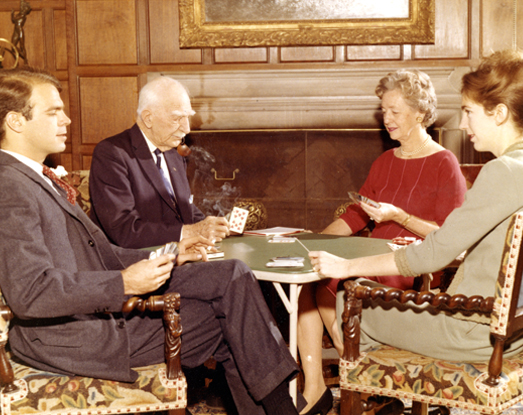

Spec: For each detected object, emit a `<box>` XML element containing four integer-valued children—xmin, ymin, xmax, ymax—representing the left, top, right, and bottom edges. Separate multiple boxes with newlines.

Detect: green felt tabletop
<box><xmin>216</xmin><ymin>233</ymin><xmax>392</xmax><ymax>274</ymax></box>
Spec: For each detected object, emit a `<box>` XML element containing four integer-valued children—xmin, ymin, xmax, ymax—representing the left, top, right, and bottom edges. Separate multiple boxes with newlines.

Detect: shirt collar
<box><xmin>502</xmin><ymin>140</ymin><xmax>523</xmax><ymax>156</ymax></box>
<box><xmin>138</xmin><ymin>127</ymin><xmax>160</xmax><ymax>157</ymax></box>
<box><xmin>0</xmin><ymin>149</ymin><xmax>46</xmax><ymax>178</ymax></box>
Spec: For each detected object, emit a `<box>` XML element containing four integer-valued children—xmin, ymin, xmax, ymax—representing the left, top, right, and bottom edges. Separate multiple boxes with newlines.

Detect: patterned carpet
<box><xmin>186</xmin><ymin>386</ymin><xmax>341</xmax><ymax>414</ymax></box>
<box><xmin>186</xmin><ymin>386</ymin><xmax>523</xmax><ymax>415</ymax></box>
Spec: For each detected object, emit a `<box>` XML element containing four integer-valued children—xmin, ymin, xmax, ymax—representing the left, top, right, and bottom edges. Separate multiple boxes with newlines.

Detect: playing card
<box><xmin>229</xmin><ymin>206</ymin><xmax>249</xmax><ymax>234</ymax></box>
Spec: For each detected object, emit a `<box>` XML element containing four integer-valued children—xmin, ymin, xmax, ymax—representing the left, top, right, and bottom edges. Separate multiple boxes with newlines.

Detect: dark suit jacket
<box><xmin>89</xmin><ymin>124</ymin><xmax>205</xmax><ymax>249</ymax></box>
<box><xmin>0</xmin><ymin>151</ymin><xmax>149</xmax><ymax>382</ymax></box>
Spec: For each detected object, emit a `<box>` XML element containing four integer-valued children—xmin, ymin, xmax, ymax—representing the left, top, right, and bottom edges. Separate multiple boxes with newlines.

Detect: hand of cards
<box><xmin>348</xmin><ymin>191</ymin><xmax>381</xmax><ymax>208</ymax></box>
<box><xmin>149</xmin><ymin>242</ymin><xmax>179</xmax><ymax>260</ymax></box>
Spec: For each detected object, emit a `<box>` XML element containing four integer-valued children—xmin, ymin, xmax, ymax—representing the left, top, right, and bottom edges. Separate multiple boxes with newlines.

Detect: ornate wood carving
<box><xmin>179</xmin><ymin>0</ymin><xmax>435</xmax><ymax>48</ymax></box>
<box><xmin>163</xmin><ymin>293</ymin><xmax>183</xmax><ymax>380</ymax></box>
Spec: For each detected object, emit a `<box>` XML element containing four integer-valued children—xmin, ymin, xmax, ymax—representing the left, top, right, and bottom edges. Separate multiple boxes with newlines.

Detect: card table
<box><xmin>215</xmin><ymin>232</ymin><xmax>392</xmax><ymax>403</ymax></box>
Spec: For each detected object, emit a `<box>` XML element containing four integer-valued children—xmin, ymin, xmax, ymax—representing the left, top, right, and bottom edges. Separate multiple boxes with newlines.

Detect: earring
<box><xmin>416</xmin><ymin>116</ymin><xmax>423</xmax><ymax>123</ymax></box>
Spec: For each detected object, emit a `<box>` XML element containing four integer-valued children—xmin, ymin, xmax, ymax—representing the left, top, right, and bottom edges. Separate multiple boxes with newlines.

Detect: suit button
<box><xmin>118</xmin><ymin>321</ymin><xmax>125</xmax><ymax>329</ymax></box>
<box><xmin>88</xmin><ymin>240</ymin><xmax>95</xmax><ymax>246</ymax></box>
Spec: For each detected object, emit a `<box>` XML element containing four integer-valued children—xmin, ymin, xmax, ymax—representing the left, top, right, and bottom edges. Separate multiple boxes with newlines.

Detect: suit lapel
<box><xmin>1</xmin><ymin>154</ymin><xmax>80</xmax><ymax>218</ymax></box>
<box><xmin>129</xmin><ymin>125</ymin><xmax>182</xmax><ymax>217</ymax></box>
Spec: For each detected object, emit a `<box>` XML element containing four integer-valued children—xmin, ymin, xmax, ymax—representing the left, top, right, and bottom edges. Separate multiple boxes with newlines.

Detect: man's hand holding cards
<box><xmin>149</xmin><ymin>242</ymin><xmax>179</xmax><ymax>261</ymax></box>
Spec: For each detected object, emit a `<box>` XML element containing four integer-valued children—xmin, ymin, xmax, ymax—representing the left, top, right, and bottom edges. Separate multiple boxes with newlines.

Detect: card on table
<box><xmin>229</xmin><ymin>206</ymin><xmax>249</xmax><ymax>234</ymax></box>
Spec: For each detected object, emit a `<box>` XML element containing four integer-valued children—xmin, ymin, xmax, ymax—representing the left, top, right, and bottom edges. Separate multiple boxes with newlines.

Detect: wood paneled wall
<box><xmin>0</xmin><ymin>0</ymin><xmax>521</xmax><ymax>171</ymax></box>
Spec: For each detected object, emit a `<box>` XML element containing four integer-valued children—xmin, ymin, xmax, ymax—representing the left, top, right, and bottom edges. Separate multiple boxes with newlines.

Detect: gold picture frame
<box><xmin>179</xmin><ymin>0</ymin><xmax>435</xmax><ymax>48</ymax></box>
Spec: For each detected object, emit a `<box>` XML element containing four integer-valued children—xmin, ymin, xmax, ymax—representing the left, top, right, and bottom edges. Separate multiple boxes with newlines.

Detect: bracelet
<box><xmin>401</xmin><ymin>213</ymin><xmax>411</xmax><ymax>228</ymax></box>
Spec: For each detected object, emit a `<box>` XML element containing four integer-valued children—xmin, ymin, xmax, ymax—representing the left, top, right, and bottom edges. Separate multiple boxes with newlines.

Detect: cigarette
<box><xmin>295</xmin><ymin>238</ymin><xmax>310</xmax><ymax>253</ymax></box>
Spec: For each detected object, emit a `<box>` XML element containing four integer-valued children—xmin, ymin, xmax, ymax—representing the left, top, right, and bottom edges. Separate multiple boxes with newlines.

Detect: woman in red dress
<box><xmin>297</xmin><ymin>69</ymin><xmax>467</xmax><ymax>415</ymax></box>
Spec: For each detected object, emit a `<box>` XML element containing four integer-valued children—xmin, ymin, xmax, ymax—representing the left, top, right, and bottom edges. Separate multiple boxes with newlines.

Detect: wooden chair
<box><xmin>0</xmin><ymin>292</ymin><xmax>187</xmax><ymax>415</ymax></box>
<box><xmin>339</xmin><ymin>209</ymin><xmax>523</xmax><ymax>415</ymax></box>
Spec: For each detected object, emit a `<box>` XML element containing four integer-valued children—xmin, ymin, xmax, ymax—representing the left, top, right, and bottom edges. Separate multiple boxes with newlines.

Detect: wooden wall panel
<box><xmin>346</xmin><ymin>45</ymin><xmax>402</xmax><ymax>61</ymax></box>
<box><xmin>280</xmin><ymin>46</ymin><xmax>335</xmax><ymax>62</ymax></box>
<box><xmin>79</xmin><ymin>77</ymin><xmax>138</xmax><ymax>145</ymax></box>
<box><xmin>482</xmin><ymin>0</ymin><xmax>517</xmax><ymax>56</ymax></box>
<box><xmin>76</xmin><ymin>0</ymin><xmax>137</xmax><ymax>65</ymax></box>
<box><xmin>214</xmin><ymin>48</ymin><xmax>268</xmax><ymax>63</ymax></box>
<box><xmin>414</xmin><ymin>0</ymin><xmax>468</xmax><ymax>59</ymax></box>
<box><xmin>149</xmin><ymin>0</ymin><xmax>201</xmax><ymax>64</ymax></box>
<box><xmin>54</xmin><ymin>10</ymin><xmax>67</xmax><ymax>70</ymax></box>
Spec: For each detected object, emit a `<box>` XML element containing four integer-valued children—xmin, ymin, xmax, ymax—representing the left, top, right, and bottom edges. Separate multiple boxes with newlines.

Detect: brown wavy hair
<box><xmin>461</xmin><ymin>49</ymin><xmax>523</xmax><ymax>133</ymax></box>
<box><xmin>0</xmin><ymin>67</ymin><xmax>62</xmax><ymax>143</ymax></box>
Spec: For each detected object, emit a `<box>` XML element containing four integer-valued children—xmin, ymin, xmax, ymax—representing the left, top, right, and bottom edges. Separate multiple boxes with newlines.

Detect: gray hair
<box><xmin>136</xmin><ymin>77</ymin><xmax>190</xmax><ymax>117</ymax></box>
<box><xmin>375</xmin><ymin>69</ymin><xmax>437</xmax><ymax>128</ymax></box>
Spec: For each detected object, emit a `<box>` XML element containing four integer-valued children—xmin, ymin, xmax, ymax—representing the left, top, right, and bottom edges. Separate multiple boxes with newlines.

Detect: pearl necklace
<box><xmin>400</xmin><ymin>135</ymin><xmax>431</xmax><ymax>157</ymax></box>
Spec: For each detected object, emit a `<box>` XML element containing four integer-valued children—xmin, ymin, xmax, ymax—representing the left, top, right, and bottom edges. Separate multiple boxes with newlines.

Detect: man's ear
<box><xmin>140</xmin><ymin>110</ymin><xmax>153</xmax><ymax>129</ymax></box>
<box><xmin>494</xmin><ymin>104</ymin><xmax>509</xmax><ymax>126</ymax></box>
<box><xmin>5</xmin><ymin>112</ymin><xmax>25</xmax><ymax>133</ymax></box>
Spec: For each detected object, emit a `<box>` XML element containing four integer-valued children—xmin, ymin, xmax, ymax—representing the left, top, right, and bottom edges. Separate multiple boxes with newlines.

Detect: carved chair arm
<box><xmin>123</xmin><ymin>292</ymin><xmax>183</xmax><ymax>380</ymax></box>
<box><xmin>341</xmin><ymin>279</ymin><xmax>495</xmax><ymax>362</ymax></box>
<box><xmin>353</xmin><ymin>284</ymin><xmax>494</xmax><ymax>313</ymax></box>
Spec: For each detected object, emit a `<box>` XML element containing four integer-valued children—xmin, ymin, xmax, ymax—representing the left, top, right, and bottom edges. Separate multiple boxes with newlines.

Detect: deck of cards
<box><xmin>266</xmin><ymin>256</ymin><xmax>305</xmax><ymax>268</ymax></box>
<box><xmin>227</xmin><ymin>206</ymin><xmax>249</xmax><ymax>234</ymax></box>
<box><xmin>149</xmin><ymin>242</ymin><xmax>179</xmax><ymax>260</ymax></box>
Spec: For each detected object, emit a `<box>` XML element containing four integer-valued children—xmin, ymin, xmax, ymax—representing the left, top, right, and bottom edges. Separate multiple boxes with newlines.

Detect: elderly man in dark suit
<box><xmin>0</xmin><ymin>67</ymin><xmax>299</xmax><ymax>415</ymax></box>
<box><xmin>88</xmin><ymin>76</ymin><xmax>229</xmax><ymax>249</ymax></box>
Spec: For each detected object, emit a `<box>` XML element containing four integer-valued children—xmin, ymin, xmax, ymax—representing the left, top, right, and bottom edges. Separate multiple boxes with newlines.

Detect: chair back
<box><xmin>491</xmin><ymin>210</ymin><xmax>523</xmax><ymax>343</ymax></box>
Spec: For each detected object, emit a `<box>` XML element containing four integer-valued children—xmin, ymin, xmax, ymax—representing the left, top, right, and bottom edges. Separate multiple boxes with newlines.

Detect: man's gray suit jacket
<box><xmin>0</xmin><ymin>151</ymin><xmax>149</xmax><ymax>382</ymax></box>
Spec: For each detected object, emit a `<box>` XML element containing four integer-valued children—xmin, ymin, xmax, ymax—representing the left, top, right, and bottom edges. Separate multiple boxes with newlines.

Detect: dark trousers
<box><xmin>126</xmin><ymin>259</ymin><xmax>298</xmax><ymax>415</ymax></box>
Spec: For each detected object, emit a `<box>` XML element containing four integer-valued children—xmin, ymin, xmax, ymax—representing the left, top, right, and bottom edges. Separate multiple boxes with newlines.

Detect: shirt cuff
<box><xmin>394</xmin><ymin>248</ymin><xmax>418</xmax><ymax>277</ymax></box>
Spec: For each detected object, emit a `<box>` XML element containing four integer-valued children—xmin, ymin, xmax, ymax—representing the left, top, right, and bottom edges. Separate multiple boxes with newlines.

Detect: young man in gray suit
<box><xmin>89</xmin><ymin>76</ymin><xmax>229</xmax><ymax>249</ymax></box>
<box><xmin>0</xmin><ymin>67</ymin><xmax>299</xmax><ymax>415</ymax></box>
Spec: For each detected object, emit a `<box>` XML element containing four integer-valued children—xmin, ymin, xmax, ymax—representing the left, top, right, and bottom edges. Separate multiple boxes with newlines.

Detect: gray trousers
<box><xmin>127</xmin><ymin>259</ymin><xmax>298</xmax><ymax>415</ymax></box>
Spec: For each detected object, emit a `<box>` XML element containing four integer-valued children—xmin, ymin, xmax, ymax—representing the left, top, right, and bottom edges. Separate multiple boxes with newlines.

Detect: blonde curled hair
<box><xmin>375</xmin><ymin>69</ymin><xmax>437</xmax><ymax>128</ymax></box>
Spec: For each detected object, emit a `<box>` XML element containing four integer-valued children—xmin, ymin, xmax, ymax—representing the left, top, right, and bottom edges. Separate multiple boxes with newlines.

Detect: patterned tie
<box><xmin>42</xmin><ymin>165</ymin><xmax>78</xmax><ymax>205</ymax></box>
<box><xmin>153</xmin><ymin>149</ymin><xmax>175</xmax><ymax>201</ymax></box>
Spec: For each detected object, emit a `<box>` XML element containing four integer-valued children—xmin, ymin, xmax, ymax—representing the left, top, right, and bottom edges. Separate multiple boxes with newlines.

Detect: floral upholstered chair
<box><xmin>339</xmin><ymin>209</ymin><xmax>523</xmax><ymax>415</ymax></box>
<box><xmin>0</xmin><ymin>291</ymin><xmax>187</xmax><ymax>415</ymax></box>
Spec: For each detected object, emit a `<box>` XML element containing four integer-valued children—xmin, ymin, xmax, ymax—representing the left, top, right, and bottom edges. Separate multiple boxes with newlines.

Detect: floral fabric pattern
<box><xmin>340</xmin><ymin>346</ymin><xmax>523</xmax><ymax>414</ymax></box>
<box><xmin>2</xmin><ymin>357</ymin><xmax>186</xmax><ymax>415</ymax></box>
<box><xmin>63</xmin><ymin>170</ymin><xmax>91</xmax><ymax>215</ymax></box>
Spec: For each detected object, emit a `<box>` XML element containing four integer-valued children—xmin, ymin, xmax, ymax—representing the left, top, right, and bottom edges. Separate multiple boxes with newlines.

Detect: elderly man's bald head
<box><xmin>136</xmin><ymin>77</ymin><xmax>194</xmax><ymax>152</ymax></box>
<box><xmin>137</xmin><ymin>77</ymin><xmax>191</xmax><ymax>116</ymax></box>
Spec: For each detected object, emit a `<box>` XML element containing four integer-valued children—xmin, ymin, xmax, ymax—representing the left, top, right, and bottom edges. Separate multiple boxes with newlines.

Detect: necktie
<box><xmin>153</xmin><ymin>149</ymin><xmax>175</xmax><ymax>201</ymax></box>
<box><xmin>42</xmin><ymin>165</ymin><xmax>78</xmax><ymax>205</ymax></box>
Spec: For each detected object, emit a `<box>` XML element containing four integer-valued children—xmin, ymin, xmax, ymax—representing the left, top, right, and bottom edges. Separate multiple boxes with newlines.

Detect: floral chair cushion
<box><xmin>62</xmin><ymin>170</ymin><xmax>91</xmax><ymax>215</ymax></box>
<box><xmin>2</xmin><ymin>357</ymin><xmax>187</xmax><ymax>415</ymax></box>
<box><xmin>340</xmin><ymin>345</ymin><xmax>523</xmax><ymax>415</ymax></box>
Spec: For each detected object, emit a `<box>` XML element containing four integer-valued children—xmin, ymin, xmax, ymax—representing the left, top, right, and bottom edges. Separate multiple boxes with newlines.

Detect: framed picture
<box><xmin>179</xmin><ymin>0</ymin><xmax>435</xmax><ymax>48</ymax></box>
